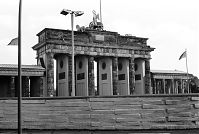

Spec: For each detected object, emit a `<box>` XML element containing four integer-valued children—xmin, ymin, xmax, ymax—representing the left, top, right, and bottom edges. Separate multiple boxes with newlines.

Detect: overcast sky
<box><xmin>0</xmin><ymin>0</ymin><xmax>198</xmax><ymax>77</ymax></box>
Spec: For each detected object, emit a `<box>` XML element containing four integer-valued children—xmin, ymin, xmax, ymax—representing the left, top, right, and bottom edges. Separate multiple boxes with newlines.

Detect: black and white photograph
<box><xmin>0</xmin><ymin>0</ymin><xmax>198</xmax><ymax>133</ymax></box>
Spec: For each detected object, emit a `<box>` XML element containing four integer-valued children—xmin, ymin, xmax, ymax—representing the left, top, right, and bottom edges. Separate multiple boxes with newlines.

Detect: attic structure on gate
<box><xmin>32</xmin><ymin>16</ymin><xmax>155</xmax><ymax>97</ymax></box>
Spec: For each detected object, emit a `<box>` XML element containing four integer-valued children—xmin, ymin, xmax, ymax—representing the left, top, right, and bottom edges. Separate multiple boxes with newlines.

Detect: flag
<box><xmin>179</xmin><ymin>51</ymin><xmax>186</xmax><ymax>60</ymax></box>
<box><xmin>8</xmin><ymin>38</ymin><xmax>18</xmax><ymax>46</ymax></box>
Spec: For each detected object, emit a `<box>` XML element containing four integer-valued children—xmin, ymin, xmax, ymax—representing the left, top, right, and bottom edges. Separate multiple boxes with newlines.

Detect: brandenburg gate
<box><xmin>33</xmin><ymin>25</ymin><xmax>154</xmax><ymax>97</ymax></box>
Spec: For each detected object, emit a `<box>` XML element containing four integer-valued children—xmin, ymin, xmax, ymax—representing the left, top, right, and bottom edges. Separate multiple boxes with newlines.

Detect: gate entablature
<box><xmin>33</xmin><ymin>28</ymin><xmax>154</xmax><ymax>58</ymax></box>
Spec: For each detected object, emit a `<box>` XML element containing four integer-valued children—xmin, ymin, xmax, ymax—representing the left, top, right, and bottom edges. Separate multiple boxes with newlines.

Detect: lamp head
<box><xmin>60</xmin><ymin>9</ymin><xmax>71</xmax><ymax>15</ymax></box>
<box><xmin>75</xmin><ymin>11</ymin><xmax>84</xmax><ymax>17</ymax></box>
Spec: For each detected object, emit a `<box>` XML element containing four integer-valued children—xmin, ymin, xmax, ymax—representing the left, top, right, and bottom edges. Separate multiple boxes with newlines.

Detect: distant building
<box><xmin>151</xmin><ymin>70</ymin><xmax>194</xmax><ymax>94</ymax></box>
<box><xmin>0</xmin><ymin>64</ymin><xmax>44</xmax><ymax>97</ymax></box>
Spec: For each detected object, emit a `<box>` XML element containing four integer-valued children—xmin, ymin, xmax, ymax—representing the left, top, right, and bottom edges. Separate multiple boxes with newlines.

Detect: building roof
<box><xmin>151</xmin><ymin>70</ymin><xmax>187</xmax><ymax>74</ymax></box>
<box><xmin>151</xmin><ymin>70</ymin><xmax>193</xmax><ymax>79</ymax></box>
<box><xmin>0</xmin><ymin>64</ymin><xmax>45</xmax><ymax>76</ymax></box>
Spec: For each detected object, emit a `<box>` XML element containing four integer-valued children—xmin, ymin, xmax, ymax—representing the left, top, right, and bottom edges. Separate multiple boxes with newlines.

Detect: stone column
<box><xmin>174</xmin><ymin>80</ymin><xmax>177</xmax><ymax>94</ymax></box>
<box><xmin>55</xmin><ymin>58</ymin><xmax>58</xmax><ymax>96</ymax></box>
<box><xmin>88</xmin><ymin>56</ymin><xmax>95</xmax><ymax>96</ymax></box>
<box><xmin>112</xmin><ymin>57</ymin><xmax>118</xmax><ymax>95</ymax></box>
<box><xmin>163</xmin><ymin>79</ymin><xmax>165</xmax><ymax>94</ymax></box>
<box><xmin>129</xmin><ymin>57</ymin><xmax>135</xmax><ymax>94</ymax></box>
<box><xmin>8</xmin><ymin>76</ymin><xmax>15</xmax><ymax>97</ymax></box>
<box><xmin>182</xmin><ymin>79</ymin><xmax>186</xmax><ymax>93</ymax></box>
<box><xmin>151</xmin><ymin>78</ymin><xmax>154</xmax><ymax>94</ymax></box>
<box><xmin>145</xmin><ymin>59</ymin><xmax>151</xmax><ymax>94</ymax></box>
<box><xmin>68</xmin><ymin>55</ymin><xmax>72</xmax><ymax>96</ymax></box>
<box><xmin>96</xmin><ymin>60</ymin><xmax>99</xmax><ymax>95</ymax></box>
<box><xmin>154</xmin><ymin>79</ymin><xmax>157</xmax><ymax>94</ymax></box>
<box><xmin>22</xmin><ymin>76</ymin><xmax>30</xmax><ymax>97</ymax></box>
<box><xmin>180</xmin><ymin>79</ymin><xmax>183</xmax><ymax>93</ymax></box>
<box><xmin>46</xmin><ymin>52</ymin><xmax>54</xmax><ymax>97</ymax></box>
<box><xmin>165</xmin><ymin>80</ymin><xmax>169</xmax><ymax>94</ymax></box>
<box><xmin>176</xmin><ymin>80</ymin><xmax>179</xmax><ymax>94</ymax></box>
<box><xmin>171</xmin><ymin>79</ymin><xmax>175</xmax><ymax>94</ymax></box>
<box><xmin>168</xmin><ymin>79</ymin><xmax>172</xmax><ymax>94</ymax></box>
<box><xmin>184</xmin><ymin>79</ymin><xmax>188</xmax><ymax>93</ymax></box>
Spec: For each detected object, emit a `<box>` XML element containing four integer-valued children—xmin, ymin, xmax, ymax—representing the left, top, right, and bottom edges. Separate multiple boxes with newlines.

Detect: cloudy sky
<box><xmin>0</xmin><ymin>0</ymin><xmax>198</xmax><ymax>77</ymax></box>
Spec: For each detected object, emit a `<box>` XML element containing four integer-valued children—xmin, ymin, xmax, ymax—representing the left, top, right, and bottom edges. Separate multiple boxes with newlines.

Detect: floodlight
<box><xmin>60</xmin><ymin>9</ymin><xmax>71</xmax><ymax>15</ymax></box>
<box><xmin>75</xmin><ymin>11</ymin><xmax>84</xmax><ymax>17</ymax></box>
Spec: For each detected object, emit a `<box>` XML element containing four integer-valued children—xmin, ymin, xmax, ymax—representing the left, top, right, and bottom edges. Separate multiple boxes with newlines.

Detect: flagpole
<box><xmin>100</xmin><ymin>0</ymin><xmax>102</xmax><ymax>23</ymax></box>
<box><xmin>185</xmin><ymin>49</ymin><xmax>189</xmax><ymax>93</ymax></box>
<box><xmin>18</xmin><ymin>0</ymin><xmax>22</xmax><ymax>133</ymax></box>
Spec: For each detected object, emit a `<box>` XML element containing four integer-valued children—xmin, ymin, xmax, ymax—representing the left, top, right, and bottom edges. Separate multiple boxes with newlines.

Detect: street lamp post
<box><xmin>60</xmin><ymin>9</ymin><xmax>84</xmax><ymax>96</ymax></box>
<box><xmin>18</xmin><ymin>0</ymin><xmax>22</xmax><ymax>133</ymax></box>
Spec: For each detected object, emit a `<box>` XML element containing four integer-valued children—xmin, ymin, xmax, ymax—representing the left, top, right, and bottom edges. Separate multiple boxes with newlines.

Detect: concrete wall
<box><xmin>0</xmin><ymin>95</ymin><xmax>199</xmax><ymax>131</ymax></box>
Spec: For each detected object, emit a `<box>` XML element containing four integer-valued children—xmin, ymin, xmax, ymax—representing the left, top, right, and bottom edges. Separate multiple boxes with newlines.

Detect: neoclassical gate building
<box><xmin>32</xmin><ymin>28</ymin><xmax>155</xmax><ymax>97</ymax></box>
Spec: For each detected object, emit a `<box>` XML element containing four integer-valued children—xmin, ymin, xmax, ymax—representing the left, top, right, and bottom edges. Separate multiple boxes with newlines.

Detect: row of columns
<box><xmin>45</xmin><ymin>52</ymin><xmax>152</xmax><ymax>97</ymax></box>
<box><xmin>6</xmin><ymin>76</ymin><xmax>43</xmax><ymax>97</ymax></box>
<box><xmin>152</xmin><ymin>78</ymin><xmax>190</xmax><ymax>94</ymax></box>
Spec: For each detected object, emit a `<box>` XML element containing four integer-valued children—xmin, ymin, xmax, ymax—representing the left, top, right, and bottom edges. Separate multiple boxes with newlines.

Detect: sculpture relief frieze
<box><xmin>73</xmin><ymin>46</ymin><xmax>132</xmax><ymax>57</ymax></box>
<box><xmin>42</xmin><ymin>43</ymin><xmax>149</xmax><ymax>58</ymax></box>
<box><xmin>134</xmin><ymin>50</ymin><xmax>140</xmax><ymax>55</ymax></box>
<box><xmin>46</xmin><ymin>44</ymin><xmax>54</xmax><ymax>50</ymax></box>
<box><xmin>140</xmin><ymin>51</ymin><xmax>145</xmax><ymax>55</ymax></box>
